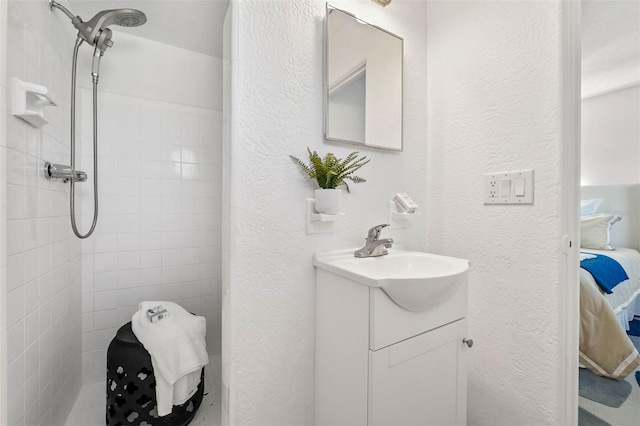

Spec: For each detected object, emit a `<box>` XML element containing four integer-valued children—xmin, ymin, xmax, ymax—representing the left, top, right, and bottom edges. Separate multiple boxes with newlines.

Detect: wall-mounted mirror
<box><xmin>324</xmin><ymin>4</ymin><xmax>403</xmax><ymax>151</ymax></box>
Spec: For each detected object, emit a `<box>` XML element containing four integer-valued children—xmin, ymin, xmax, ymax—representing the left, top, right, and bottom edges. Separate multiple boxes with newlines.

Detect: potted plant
<box><xmin>290</xmin><ymin>147</ymin><xmax>370</xmax><ymax>214</ymax></box>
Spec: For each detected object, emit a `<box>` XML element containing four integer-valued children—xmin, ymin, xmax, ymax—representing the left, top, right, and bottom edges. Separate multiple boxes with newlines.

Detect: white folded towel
<box><xmin>132</xmin><ymin>301</ymin><xmax>209</xmax><ymax>416</ymax></box>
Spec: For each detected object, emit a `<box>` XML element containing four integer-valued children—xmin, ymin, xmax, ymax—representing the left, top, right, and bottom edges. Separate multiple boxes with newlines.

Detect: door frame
<box><xmin>559</xmin><ymin>1</ymin><xmax>581</xmax><ymax>424</ymax></box>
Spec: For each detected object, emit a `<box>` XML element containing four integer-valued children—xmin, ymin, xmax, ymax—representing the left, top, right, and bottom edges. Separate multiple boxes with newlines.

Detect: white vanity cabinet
<box><xmin>368</xmin><ymin>318</ymin><xmax>467</xmax><ymax>425</ymax></box>
<box><xmin>315</xmin><ymin>256</ymin><xmax>470</xmax><ymax>426</ymax></box>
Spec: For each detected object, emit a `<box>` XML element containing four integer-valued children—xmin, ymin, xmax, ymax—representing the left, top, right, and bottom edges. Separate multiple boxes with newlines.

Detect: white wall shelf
<box><xmin>307</xmin><ymin>199</ymin><xmax>344</xmax><ymax>234</ymax></box>
<box><xmin>311</xmin><ymin>211</ymin><xmax>345</xmax><ymax>222</ymax></box>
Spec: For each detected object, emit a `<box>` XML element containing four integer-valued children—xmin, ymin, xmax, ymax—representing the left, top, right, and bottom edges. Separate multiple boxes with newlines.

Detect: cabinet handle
<box><xmin>463</xmin><ymin>338</ymin><xmax>473</xmax><ymax>348</ymax></box>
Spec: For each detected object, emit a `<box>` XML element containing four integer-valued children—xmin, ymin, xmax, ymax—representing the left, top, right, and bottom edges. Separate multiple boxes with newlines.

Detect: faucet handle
<box><xmin>366</xmin><ymin>224</ymin><xmax>389</xmax><ymax>242</ymax></box>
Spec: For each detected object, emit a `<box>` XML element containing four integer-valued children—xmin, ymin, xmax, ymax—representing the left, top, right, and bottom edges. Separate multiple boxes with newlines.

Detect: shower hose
<box><xmin>69</xmin><ymin>37</ymin><xmax>99</xmax><ymax>239</ymax></box>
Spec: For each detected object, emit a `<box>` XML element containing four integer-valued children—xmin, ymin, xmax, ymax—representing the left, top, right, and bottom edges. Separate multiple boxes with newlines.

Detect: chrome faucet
<box><xmin>354</xmin><ymin>224</ymin><xmax>394</xmax><ymax>258</ymax></box>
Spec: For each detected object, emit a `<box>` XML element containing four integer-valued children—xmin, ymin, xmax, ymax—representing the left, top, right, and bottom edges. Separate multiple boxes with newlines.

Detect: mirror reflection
<box><xmin>325</xmin><ymin>5</ymin><xmax>403</xmax><ymax>151</ymax></box>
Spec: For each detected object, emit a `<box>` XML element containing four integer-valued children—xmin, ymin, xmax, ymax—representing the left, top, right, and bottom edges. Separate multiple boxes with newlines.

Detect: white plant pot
<box><xmin>315</xmin><ymin>189</ymin><xmax>342</xmax><ymax>215</ymax></box>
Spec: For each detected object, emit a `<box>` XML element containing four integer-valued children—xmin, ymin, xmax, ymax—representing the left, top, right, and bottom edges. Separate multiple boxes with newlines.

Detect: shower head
<box><xmin>83</xmin><ymin>8</ymin><xmax>147</xmax><ymax>31</ymax></box>
<box><xmin>49</xmin><ymin>1</ymin><xmax>146</xmax><ymax>52</ymax></box>
<box><xmin>75</xmin><ymin>8</ymin><xmax>147</xmax><ymax>51</ymax></box>
<box><xmin>50</xmin><ymin>1</ymin><xmax>146</xmax><ymax>82</ymax></box>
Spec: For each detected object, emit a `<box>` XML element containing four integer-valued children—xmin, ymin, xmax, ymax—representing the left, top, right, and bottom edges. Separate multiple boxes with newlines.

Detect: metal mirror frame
<box><xmin>324</xmin><ymin>3</ymin><xmax>404</xmax><ymax>151</ymax></box>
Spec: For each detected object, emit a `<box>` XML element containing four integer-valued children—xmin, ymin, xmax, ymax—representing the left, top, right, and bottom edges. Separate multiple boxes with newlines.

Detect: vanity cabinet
<box><xmin>368</xmin><ymin>318</ymin><xmax>467</xmax><ymax>425</ymax></box>
<box><xmin>315</xmin><ymin>267</ymin><xmax>469</xmax><ymax>426</ymax></box>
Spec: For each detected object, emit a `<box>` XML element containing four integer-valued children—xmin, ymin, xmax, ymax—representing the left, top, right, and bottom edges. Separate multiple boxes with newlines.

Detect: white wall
<box><xmin>74</xmin><ymin>33</ymin><xmax>223</xmax><ymax>384</ymax></box>
<box><xmin>426</xmin><ymin>1</ymin><xmax>567</xmax><ymax>424</ymax></box>
<box><xmin>3</xmin><ymin>1</ymin><xmax>83</xmax><ymax>424</ymax></box>
<box><xmin>0</xmin><ymin>0</ymin><xmax>9</xmax><ymax>424</ymax></box>
<box><xmin>581</xmin><ymin>84</ymin><xmax>640</xmax><ymax>185</ymax></box>
<box><xmin>225</xmin><ymin>0</ymin><xmax>427</xmax><ymax>423</ymax></box>
<box><xmin>221</xmin><ymin>4</ymin><xmax>234</xmax><ymax>423</ymax></box>
<box><xmin>75</xmin><ymin>33</ymin><xmax>221</xmax><ymax>112</ymax></box>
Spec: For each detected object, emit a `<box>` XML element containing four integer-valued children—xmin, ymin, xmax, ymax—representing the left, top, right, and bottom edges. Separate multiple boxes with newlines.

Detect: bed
<box><xmin>579</xmin><ymin>184</ymin><xmax>640</xmax><ymax>379</ymax></box>
<box><xmin>581</xmin><ymin>248</ymin><xmax>640</xmax><ymax>328</ymax></box>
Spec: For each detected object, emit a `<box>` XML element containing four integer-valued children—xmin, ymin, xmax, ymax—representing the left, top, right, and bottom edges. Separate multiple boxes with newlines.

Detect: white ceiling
<box><xmin>66</xmin><ymin>0</ymin><xmax>229</xmax><ymax>58</ymax></box>
<box><xmin>582</xmin><ymin>0</ymin><xmax>640</xmax><ymax>98</ymax></box>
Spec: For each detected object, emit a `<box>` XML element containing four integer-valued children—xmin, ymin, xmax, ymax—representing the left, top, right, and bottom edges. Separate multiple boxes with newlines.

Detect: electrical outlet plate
<box><xmin>483</xmin><ymin>169</ymin><xmax>534</xmax><ymax>205</ymax></box>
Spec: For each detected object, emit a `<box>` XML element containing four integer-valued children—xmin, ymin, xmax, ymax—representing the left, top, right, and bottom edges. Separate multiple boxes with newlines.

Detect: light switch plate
<box><xmin>483</xmin><ymin>169</ymin><xmax>534</xmax><ymax>205</ymax></box>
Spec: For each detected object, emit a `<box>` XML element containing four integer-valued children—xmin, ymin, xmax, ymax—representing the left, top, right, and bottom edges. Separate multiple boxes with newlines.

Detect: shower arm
<box><xmin>49</xmin><ymin>0</ymin><xmax>77</xmax><ymax>22</ymax></box>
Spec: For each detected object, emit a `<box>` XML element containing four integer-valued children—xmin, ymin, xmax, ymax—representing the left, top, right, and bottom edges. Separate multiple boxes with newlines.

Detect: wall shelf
<box><xmin>307</xmin><ymin>199</ymin><xmax>344</xmax><ymax>234</ymax></box>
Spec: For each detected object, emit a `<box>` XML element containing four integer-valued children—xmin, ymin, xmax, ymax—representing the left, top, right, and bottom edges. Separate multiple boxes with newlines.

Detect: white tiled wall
<box><xmin>4</xmin><ymin>1</ymin><xmax>83</xmax><ymax>425</ymax></box>
<box><xmin>1</xmin><ymin>1</ymin><xmax>9</xmax><ymax>423</ymax></box>
<box><xmin>2</xmin><ymin>3</ymin><xmax>223</xmax><ymax>423</ymax></box>
<box><xmin>77</xmin><ymin>91</ymin><xmax>222</xmax><ymax>384</ymax></box>
<box><xmin>1</xmin><ymin>76</ymin><xmax>9</xmax><ymax>426</ymax></box>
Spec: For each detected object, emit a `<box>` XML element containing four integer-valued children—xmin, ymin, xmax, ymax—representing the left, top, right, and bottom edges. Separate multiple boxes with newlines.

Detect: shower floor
<box><xmin>65</xmin><ymin>355</ymin><xmax>221</xmax><ymax>426</ymax></box>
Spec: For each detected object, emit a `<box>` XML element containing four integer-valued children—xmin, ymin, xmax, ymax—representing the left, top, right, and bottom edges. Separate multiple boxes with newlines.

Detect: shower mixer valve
<box><xmin>43</xmin><ymin>162</ymin><xmax>88</xmax><ymax>183</ymax></box>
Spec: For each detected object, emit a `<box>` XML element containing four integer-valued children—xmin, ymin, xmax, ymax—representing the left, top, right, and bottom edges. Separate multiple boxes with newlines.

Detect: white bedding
<box><xmin>581</xmin><ymin>247</ymin><xmax>640</xmax><ymax>329</ymax></box>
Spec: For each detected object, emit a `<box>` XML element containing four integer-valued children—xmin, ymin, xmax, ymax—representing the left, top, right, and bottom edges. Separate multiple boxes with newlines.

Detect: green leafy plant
<box><xmin>290</xmin><ymin>147</ymin><xmax>370</xmax><ymax>192</ymax></box>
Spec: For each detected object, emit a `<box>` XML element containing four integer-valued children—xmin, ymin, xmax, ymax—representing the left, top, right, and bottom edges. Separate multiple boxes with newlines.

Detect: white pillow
<box><xmin>580</xmin><ymin>199</ymin><xmax>603</xmax><ymax>216</ymax></box>
<box><xmin>580</xmin><ymin>213</ymin><xmax>621</xmax><ymax>250</ymax></box>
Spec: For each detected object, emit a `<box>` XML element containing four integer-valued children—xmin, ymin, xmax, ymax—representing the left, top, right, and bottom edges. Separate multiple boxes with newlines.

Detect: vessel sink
<box><xmin>313</xmin><ymin>249</ymin><xmax>469</xmax><ymax>312</ymax></box>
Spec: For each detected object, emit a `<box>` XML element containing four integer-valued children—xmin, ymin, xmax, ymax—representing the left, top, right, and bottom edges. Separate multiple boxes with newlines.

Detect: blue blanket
<box><xmin>580</xmin><ymin>253</ymin><xmax>629</xmax><ymax>294</ymax></box>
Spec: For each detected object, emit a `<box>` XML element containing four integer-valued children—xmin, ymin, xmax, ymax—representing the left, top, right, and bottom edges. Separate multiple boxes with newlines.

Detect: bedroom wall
<box><xmin>581</xmin><ymin>84</ymin><xmax>640</xmax><ymax>186</ymax></box>
<box><xmin>426</xmin><ymin>1</ymin><xmax>568</xmax><ymax>424</ymax></box>
<box><xmin>224</xmin><ymin>0</ymin><xmax>428</xmax><ymax>422</ymax></box>
<box><xmin>582</xmin><ymin>184</ymin><xmax>640</xmax><ymax>250</ymax></box>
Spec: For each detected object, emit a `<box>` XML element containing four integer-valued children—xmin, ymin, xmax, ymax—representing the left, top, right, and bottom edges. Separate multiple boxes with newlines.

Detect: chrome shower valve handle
<box><xmin>43</xmin><ymin>162</ymin><xmax>88</xmax><ymax>183</ymax></box>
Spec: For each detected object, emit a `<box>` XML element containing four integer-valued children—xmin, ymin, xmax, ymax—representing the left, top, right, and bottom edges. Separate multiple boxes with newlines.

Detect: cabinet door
<box><xmin>368</xmin><ymin>319</ymin><xmax>467</xmax><ymax>426</ymax></box>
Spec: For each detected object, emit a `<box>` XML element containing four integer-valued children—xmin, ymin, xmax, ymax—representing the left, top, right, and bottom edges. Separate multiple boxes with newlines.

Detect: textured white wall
<box><xmin>426</xmin><ymin>2</ymin><xmax>565</xmax><ymax>424</ymax></box>
<box><xmin>581</xmin><ymin>84</ymin><xmax>640</xmax><ymax>185</ymax></box>
<box><xmin>226</xmin><ymin>0</ymin><xmax>427</xmax><ymax>423</ymax></box>
<box><xmin>4</xmin><ymin>1</ymin><xmax>83</xmax><ymax>424</ymax></box>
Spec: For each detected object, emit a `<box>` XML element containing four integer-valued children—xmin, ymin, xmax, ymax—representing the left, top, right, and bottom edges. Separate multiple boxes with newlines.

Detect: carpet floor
<box><xmin>578</xmin><ymin>319</ymin><xmax>640</xmax><ymax>425</ymax></box>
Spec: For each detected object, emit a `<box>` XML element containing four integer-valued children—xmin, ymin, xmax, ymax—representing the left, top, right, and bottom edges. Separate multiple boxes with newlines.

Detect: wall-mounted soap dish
<box><xmin>10</xmin><ymin>78</ymin><xmax>59</xmax><ymax>128</ymax></box>
<box><xmin>388</xmin><ymin>201</ymin><xmax>420</xmax><ymax>228</ymax></box>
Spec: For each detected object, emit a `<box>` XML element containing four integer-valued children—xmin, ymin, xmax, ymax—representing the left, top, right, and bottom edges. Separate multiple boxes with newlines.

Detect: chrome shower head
<box><xmin>49</xmin><ymin>1</ymin><xmax>146</xmax><ymax>51</ymax></box>
<box><xmin>75</xmin><ymin>8</ymin><xmax>147</xmax><ymax>51</ymax></box>
<box><xmin>115</xmin><ymin>13</ymin><xmax>147</xmax><ymax>28</ymax></box>
<box><xmin>83</xmin><ymin>8</ymin><xmax>147</xmax><ymax>31</ymax></box>
<box><xmin>49</xmin><ymin>1</ymin><xmax>147</xmax><ymax>82</ymax></box>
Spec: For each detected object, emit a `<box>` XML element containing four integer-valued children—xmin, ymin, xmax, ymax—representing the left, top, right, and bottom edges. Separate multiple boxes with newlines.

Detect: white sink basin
<box><xmin>313</xmin><ymin>249</ymin><xmax>469</xmax><ymax>312</ymax></box>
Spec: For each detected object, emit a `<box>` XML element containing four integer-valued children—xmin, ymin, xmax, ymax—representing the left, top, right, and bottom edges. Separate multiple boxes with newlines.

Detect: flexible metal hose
<box><xmin>69</xmin><ymin>37</ymin><xmax>99</xmax><ymax>239</ymax></box>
